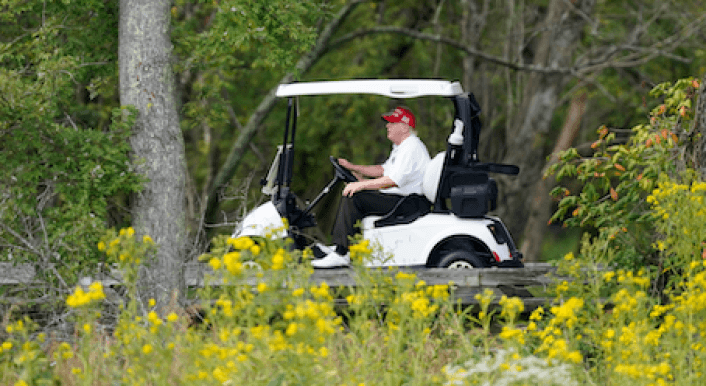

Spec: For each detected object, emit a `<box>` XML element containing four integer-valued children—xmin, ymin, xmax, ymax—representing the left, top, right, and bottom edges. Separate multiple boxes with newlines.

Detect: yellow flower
<box><xmin>148</xmin><ymin>311</ymin><xmax>163</xmax><ymax>326</ymax></box>
<box><xmin>499</xmin><ymin>326</ymin><xmax>525</xmax><ymax>344</ymax></box>
<box><xmin>350</xmin><ymin>239</ymin><xmax>372</xmax><ymax>261</ymax></box>
<box><xmin>142</xmin><ymin>344</ymin><xmax>153</xmax><ymax>354</ymax></box>
<box><xmin>549</xmin><ymin>297</ymin><xmax>583</xmax><ymax>329</ymax></box>
<box><xmin>227</xmin><ymin>236</ymin><xmax>255</xmax><ymax>250</ymax></box>
<box><xmin>499</xmin><ymin>296</ymin><xmax>524</xmax><ymax>320</ymax></box>
<box><xmin>272</xmin><ymin>249</ymin><xmax>285</xmax><ymax>270</ymax></box>
<box><xmin>167</xmin><ymin>312</ymin><xmax>179</xmax><ymax>322</ymax></box>
<box><xmin>209</xmin><ymin>257</ymin><xmax>222</xmax><ymax>271</ymax></box>
<box><xmin>66</xmin><ymin>284</ymin><xmax>104</xmax><ymax>308</ymax></box>
<box><xmin>292</xmin><ymin>288</ymin><xmax>305</xmax><ymax>297</ymax></box>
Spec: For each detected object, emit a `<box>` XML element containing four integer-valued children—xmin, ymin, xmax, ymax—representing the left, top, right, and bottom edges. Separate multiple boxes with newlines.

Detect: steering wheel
<box><xmin>329</xmin><ymin>156</ymin><xmax>358</xmax><ymax>183</ymax></box>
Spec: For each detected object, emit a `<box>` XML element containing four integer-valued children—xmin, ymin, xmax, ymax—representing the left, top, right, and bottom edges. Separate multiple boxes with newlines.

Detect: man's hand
<box><xmin>337</xmin><ymin>159</ymin><xmax>385</xmax><ymax>179</ymax></box>
<box><xmin>338</xmin><ymin>158</ymin><xmax>364</xmax><ymax>181</ymax></box>
<box><xmin>342</xmin><ymin>181</ymin><xmax>365</xmax><ymax>197</ymax></box>
<box><xmin>338</xmin><ymin>158</ymin><xmax>353</xmax><ymax>169</ymax></box>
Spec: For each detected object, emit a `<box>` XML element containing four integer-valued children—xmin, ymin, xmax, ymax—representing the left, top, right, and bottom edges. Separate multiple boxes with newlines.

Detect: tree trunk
<box><xmin>520</xmin><ymin>92</ymin><xmax>586</xmax><ymax>261</ymax></box>
<box><xmin>119</xmin><ymin>0</ymin><xmax>186</xmax><ymax>311</ymax></box>
<box><xmin>496</xmin><ymin>0</ymin><xmax>596</xmax><ymax>242</ymax></box>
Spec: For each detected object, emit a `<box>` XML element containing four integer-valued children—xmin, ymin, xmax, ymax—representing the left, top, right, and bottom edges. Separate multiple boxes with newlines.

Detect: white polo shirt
<box><xmin>381</xmin><ymin>134</ymin><xmax>430</xmax><ymax>195</ymax></box>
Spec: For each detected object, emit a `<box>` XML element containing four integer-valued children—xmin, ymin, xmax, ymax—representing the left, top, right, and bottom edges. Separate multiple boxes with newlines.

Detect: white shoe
<box><xmin>311</xmin><ymin>250</ymin><xmax>350</xmax><ymax>268</ymax></box>
<box><xmin>311</xmin><ymin>243</ymin><xmax>337</xmax><ymax>259</ymax></box>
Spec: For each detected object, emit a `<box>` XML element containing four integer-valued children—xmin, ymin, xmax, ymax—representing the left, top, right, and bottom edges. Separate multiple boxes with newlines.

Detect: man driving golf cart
<box><xmin>312</xmin><ymin>107</ymin><xmax>430</xmax><ymax>268</ymax></box>
<box><xmin>234</xmin><ymin>80</ymin><xmax>524</xmax><ymax>269</ymax></box>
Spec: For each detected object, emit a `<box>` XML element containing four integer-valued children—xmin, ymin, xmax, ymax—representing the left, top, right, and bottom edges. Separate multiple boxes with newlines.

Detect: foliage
<box><xmin>0</xmin><ymin>0</ymin><xmax>143</xmax><ymax>287</ymax></box>
<box><xmin>3</xmin><ymin>214</ymin><xmax>706</xmax><ymax>385</ymax></box>
<box><xmin>171</xmin><ymin>0</ymin><xmax>329</xmax><ymax>214</ymax></box>
<box><xmin>547</xmin><ymin>77</ymin><xmax>702</xmax><ymax>271</ymax></box>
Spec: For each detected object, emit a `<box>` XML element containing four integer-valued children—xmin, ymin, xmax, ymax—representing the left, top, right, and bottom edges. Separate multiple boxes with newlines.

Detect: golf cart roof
<box><xmin>276</xmin><ymin>80</ymin><xmax>464</xmax><ymax>98</ymax></box>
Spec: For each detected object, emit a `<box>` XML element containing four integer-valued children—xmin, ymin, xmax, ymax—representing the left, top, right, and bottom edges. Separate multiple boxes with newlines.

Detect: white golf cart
<box><xmin>234</xmin><ymin>80</ymin><xmax>524</xmax><ymax>269</ymax></box>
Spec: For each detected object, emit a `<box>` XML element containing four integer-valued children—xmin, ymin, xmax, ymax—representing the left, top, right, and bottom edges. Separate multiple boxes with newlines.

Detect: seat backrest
<box><xmin>422</xmin><ymin>152</ymin><xmax>445</xmax><ymax>203</ymax></box>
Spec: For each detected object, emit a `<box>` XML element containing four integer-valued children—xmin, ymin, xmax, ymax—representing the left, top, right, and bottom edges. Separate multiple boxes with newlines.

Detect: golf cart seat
<box><xmin>373</xmin><ymin>194</ymin><xmax>431</xmax><ymax>227</ymax></box>
<box><xmin>366</xmin><ymin>153</ymin><xmax>442</xmax><ymax>228</ymax></box>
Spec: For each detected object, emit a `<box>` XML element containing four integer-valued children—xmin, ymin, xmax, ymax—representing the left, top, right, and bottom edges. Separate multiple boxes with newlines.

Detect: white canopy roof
<box><xmin>276</xmin><ymin>80</ymin><xmax>464</xmax><ymax>98</ymax></box>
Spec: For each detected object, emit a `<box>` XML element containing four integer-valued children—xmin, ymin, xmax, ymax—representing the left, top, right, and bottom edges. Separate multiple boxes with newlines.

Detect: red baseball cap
<box><xmin>382</xmin><ymin>107</ymin><xmax>416</xmax><ymax>128</ymax></box>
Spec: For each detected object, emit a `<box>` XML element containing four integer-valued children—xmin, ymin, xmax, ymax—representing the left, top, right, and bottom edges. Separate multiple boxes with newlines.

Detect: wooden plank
<box><xmin>0</xmin><ymin>262</ymin><xmax>562</xmax><ymax>309</ymax></box>
<box><xmin>0</xmin><ymin>262</ymin><xmax>557</xmax><ymax>288</ymax></box>
<box><xmin>0</xmin><ymin>263</ymin><xmax>36</xmax><ymax>285</ymax></box>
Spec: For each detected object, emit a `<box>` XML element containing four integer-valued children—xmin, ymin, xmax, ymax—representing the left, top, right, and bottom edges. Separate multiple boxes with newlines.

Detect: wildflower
<box><xmin>223</xmin><ymin>252</ymin><xmax>243</xmax><ymax>275</ymax></box>
<box><xmin>530</xmin><ymin>306</ymin><xmax>544</xmax><ymax>321</ymax></box>
<box><xmin>474</xmin><ymin>288</ymin><xmax>495</xmax><ymax>308</ymax></box>
<box><xmin>271</xmin><ymin>249</ymin><xmax>286</xmax><ymax>270</ymax></box>
<box><xmin>499</xmin><ymin>326</ymin><xmax>525</xmax><ymax>344</ymax></box>
<box><xmin>147</xmin><ymin>311</ymin><xmax>162</xmax><ymax>326</ymax></box>
<box><xmin>350</xmin><ymin>239</ymin><xmax>372</xmax><ymax>261</ymax></box>
<box><xmin>292</xmin><ymin>288</ymin><xmax>305</xmax><ymax>297</ymax></box>
<box><xmin>499</xmin><ymin>296</ymin><xmax>524</xmax><ymax>320</ymax></box>
<box><xmin>550</xmin><ymin>297</ymin><xmax>583</xmax><ymax>328</ymax></box>
<box><xmin>66</xmin><ymin>282</ymin><xmax>105</xmax><ymax>308</ymax></box>
<box><xmin>209</xmin><ymin>257</ymin><xmax>222</xmax><ymax>271</ymax></box>
<box><xmin>227</xmin><ymin>236</ymin><xmax>255</xmax><ymax>251</ymax></box>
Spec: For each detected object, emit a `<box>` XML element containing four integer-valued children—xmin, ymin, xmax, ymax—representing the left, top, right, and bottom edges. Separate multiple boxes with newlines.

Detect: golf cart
<box><xmin>234</xmin><ymin>80</ymin><xmax>523</xmax><ymax>269</ymax></box>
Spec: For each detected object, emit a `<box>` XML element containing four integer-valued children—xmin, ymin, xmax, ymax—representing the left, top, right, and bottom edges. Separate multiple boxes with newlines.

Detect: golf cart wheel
<box><xmin>438</xmin><ymin>250</ymin><xmax>487</xmax><ymax>269</ymax></box>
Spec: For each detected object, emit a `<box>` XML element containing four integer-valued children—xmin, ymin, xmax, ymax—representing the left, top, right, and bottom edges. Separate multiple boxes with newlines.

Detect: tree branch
<box><xmin>328</xmin><ymin>26</ymin><xmax>578</xmax><ymax>75</ymax></box>
<box><xmin>327</xmin><ymin>11</ymin><xmax>706</xmax><ymax>78</ymax></box>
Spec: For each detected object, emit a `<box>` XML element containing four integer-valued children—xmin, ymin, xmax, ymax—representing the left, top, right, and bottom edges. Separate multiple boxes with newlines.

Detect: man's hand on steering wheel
<box><xmin>329</xmin><ymin>156</ymin><xmax>357</xmax><ymax>183</ymax></box>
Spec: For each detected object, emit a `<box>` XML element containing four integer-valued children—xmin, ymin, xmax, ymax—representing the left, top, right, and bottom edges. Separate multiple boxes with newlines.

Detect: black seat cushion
<box><xmin>373</xmin><ymin>194</ymin><xmax>432</xmax><ymax>228</ymax></box>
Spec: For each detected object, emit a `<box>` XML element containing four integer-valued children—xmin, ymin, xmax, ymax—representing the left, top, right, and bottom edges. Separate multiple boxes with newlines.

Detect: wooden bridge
<box><xmin>1</xmin><ymin>262</ymin><xmax>561</xmax><ymax>309</ymax></box>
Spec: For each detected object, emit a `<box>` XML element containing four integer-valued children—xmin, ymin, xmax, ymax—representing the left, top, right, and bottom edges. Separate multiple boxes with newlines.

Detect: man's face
<box><xmin>386</xmin><ymin>122</ymin><xmax>409</xmax><ymax>144</ymax></box>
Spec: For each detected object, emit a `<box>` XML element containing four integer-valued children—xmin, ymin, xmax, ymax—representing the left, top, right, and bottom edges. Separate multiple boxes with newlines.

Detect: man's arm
<box><xmin>338</xmin><ymin>158</ymin><xmax>384</xmax><ymax>178</ymax></box>
<box><xmin>342</xmin><ymin>176</ymin><xmax>396</xmax><ymax>197</ymax></box>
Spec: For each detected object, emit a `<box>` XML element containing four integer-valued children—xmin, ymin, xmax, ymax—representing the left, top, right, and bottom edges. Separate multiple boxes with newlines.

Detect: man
<box><xmin>312</xmin><ymin>107</ymin><xmax>431</xmax><ymax>268</ymax></box>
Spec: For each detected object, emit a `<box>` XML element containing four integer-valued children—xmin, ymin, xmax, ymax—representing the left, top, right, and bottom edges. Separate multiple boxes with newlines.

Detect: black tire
<box><xmin>437</xmin><ymin>250</ymin><xmax>487</xmax><ymax>269</ymax></box>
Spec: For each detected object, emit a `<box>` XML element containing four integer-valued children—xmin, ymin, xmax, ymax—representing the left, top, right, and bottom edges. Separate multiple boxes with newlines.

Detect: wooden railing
<box><xmin>1</xmin><ymin>262</ymin><xmax>561</xmax><ymax>308</ymax></box>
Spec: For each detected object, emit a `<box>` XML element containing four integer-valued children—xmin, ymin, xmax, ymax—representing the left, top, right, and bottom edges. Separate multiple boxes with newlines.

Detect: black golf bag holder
<box><xmin>448</xmin><ymin>171</ymin><xmax>498</xmax><ymax>218</ymax></box>
<box><xmin>432</xmin><ymin>92</ymin><xmax>518</xmax><ymax>218</ymax></box>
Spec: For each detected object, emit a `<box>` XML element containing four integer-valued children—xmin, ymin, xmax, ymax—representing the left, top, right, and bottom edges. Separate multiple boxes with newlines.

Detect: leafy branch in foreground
<box><xmin>547</xmin><ymin>77</ymin><xmax>702</xmax><ymax>271</ymax></box>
